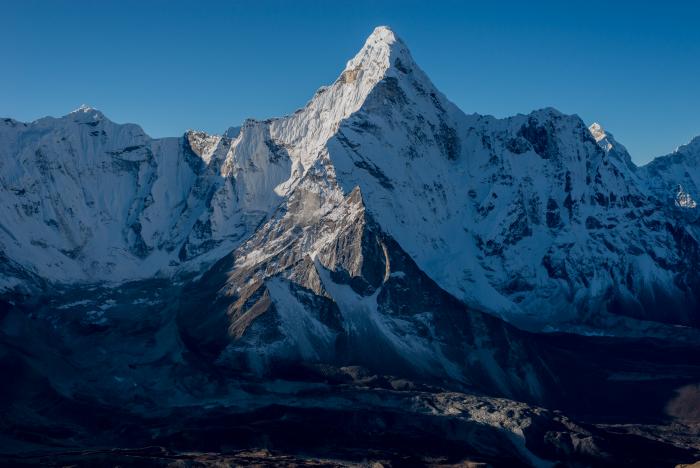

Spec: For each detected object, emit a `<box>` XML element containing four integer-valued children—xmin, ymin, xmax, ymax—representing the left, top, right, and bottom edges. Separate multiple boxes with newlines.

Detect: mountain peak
<box><xmin>674</xmin><ymin>134</ymin><xmax>700</xmax><ymax>156</ymax></box>
<box><xmin>278</xmin><ymin>26</ymin><xmax>427</xmax><ymax>173</ymax></box>
<box><xmin>66</xmin><ymin>104</ymin><xmax>104</xmax><ymax>122</ymax></box>
<box><xmin>367</xmin><ymin>25</ymin><xmax>399</xmax><ymax>44</ymax></box>
<box><xmin>70</xmin><ymin>104</ymin><xmax>97</xmax><ymax>114</ymax></box>
<box><xmin>340</xmin><ymin>25</ymin><xmax>414</xmax><ymax>83</ymax></box>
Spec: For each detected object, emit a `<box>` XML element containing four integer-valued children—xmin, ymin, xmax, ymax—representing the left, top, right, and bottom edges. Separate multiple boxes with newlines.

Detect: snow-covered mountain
<box><xmin>1</xmin><ymin>26</ymin><xmax>699</xmax><ymax>334</ymax></box>
<box><xmin>643</xmin><ymin>135</ymin><xmax>700</xmax><ymax>209</ymax></box>
<box><xmin>0</xmin><ymin>107</ymin><xmax>249</xmax><ymax>285</ymax></box>
<box><xmin>3</xmin><ymin>26</ymin><xmax>700</xmax><ymax>465</ymax></box>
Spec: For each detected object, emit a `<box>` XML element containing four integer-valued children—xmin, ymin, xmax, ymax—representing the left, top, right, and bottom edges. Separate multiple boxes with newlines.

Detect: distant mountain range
<box><xmin>1</xmin><ymin>26</ymin><xmax>699</xmax><ymax>466</ymax></box>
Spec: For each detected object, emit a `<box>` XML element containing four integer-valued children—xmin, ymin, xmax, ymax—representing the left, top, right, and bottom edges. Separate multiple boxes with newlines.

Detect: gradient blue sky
<box><xmin>3</xmin><ymin>0</ymin><xmax>699</xmax><ymax>164</ymax></box>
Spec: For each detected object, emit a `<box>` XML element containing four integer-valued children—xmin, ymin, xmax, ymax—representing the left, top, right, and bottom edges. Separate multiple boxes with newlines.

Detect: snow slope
<box><xmin>1</xmin><ymin>26</ymin><xmax>699</xmax><ymax>332</ymax></box>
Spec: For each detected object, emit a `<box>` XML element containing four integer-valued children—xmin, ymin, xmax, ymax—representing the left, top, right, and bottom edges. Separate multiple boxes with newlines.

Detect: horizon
<box><xmin>4</xmin><ymin>0</ymin><xmax>700</xmax><ymax>164</ymax></box>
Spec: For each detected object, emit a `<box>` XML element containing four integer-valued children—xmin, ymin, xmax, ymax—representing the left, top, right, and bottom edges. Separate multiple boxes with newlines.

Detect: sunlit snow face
<box><xmin>676</xmin><ymin>185</ymin><xmax>698</xmax><ymax>209</ymax></box>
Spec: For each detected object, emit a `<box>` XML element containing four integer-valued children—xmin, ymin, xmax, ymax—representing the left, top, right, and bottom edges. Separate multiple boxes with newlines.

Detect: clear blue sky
<box><xmin>3</xmin><ymin>0</ymin><xmax>699</xmax><ymax>164</ymax></box>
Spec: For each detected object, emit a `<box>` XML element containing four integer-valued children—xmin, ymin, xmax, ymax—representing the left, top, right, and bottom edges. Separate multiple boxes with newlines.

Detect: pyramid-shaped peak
<box><xmin>360</xmin><ymin>25</ymin><xmax>410</xmax><ymax>58</ymax></box>
<box><xmin>282</xmin><ymin>25</ymin><xmax>440</xmax><ymax>172</ymax></box>
<box><xmin>341</xmin><ymin>26</ymin><xmax>416</xmax><ymax>83</ymax></box>
<box><xmin>367</xmin><ymin>25</ymin><xmax>400</xmax><ymax>44</ymax></box>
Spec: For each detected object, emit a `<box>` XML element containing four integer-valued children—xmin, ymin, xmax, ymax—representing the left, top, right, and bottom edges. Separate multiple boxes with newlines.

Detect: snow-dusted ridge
<box><xmin>1</xmin><ymin>26</ymin><xmax>699</xmax><ymax>332</ymax></box>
